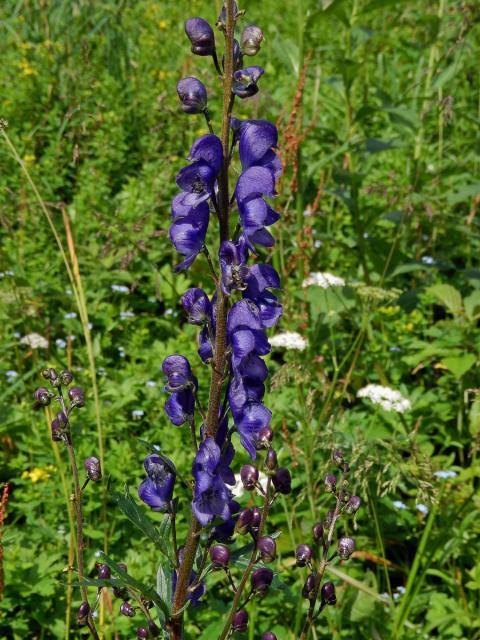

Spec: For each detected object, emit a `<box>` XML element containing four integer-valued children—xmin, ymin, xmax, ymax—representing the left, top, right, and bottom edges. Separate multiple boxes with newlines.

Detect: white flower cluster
<box><xmin>302</xmin><ymin>272</ymin><xmax>346</xmax><ymax>289</ymax></box>
<box><xmin>357</xmin><ymin>384</ymin><xmax>411</xmax><ymax>413</ymax></box>
<box><xmin>20</xmin><ymin>333</ymin><xmax>49</xmax><ymax>349</ymax></box>
<box><xmin>269</xmin><ymin>331</ymin><xmax>307</xmax><ymax>351</ymax></box>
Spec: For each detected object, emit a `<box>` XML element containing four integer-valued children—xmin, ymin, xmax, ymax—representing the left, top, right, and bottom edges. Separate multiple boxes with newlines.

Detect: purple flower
<box><xmin>138</xmin><ymin>453</ymin><xmax>176</xmax><ymax>511</ymax></box>
<box><xmin>237</xmin><ymin>120</ymin><xmax>281</xmax><ymax>178</ymax></box>
<box><xmin>172</xmin><ymin>565</ymin><xmax>205</xmax><ymax>608</ymax></box>
<box><xmin>192</xmin><ymin>437</ymin><xmax>234</xmax><ymax>527</ymax></box>
<box><xmin>169</xmin><ymin>201</ymin><xmax>209</xmax><ymax>271</ymax></box>
<box><xmin>177</xmin><ymin>76</ymin><xmax>207</xmax><ymax>114</ymax></box>
<box><xmin>236</xmin><ymin>166</ymin><xmax>280</xmax><ymax>250</ymax></box>
<box><xmin>244</xmin><ymin>264</ymin><xmax>282</xmax><ymax>328</ymax></box>
<box><xmin>219</xmin><ymin>239</ymin><xmax>250</xmax><ymax>295</ymax></box>
<box><xmin>162</xmin><ymin>355</ymin><xmax>197</xmax><ymax>426</ymax></box>
<box><xmin>181</xmin><ymin>288</ymin><xmax>211</xmax><ymax>325</ymax></box>
<box><xmin>176</xmin><ymin>134</ymin><xmax>223</xmax><ymax>207</ymax></box>
<box><xmin>241</xmin><ymin>25</ymin><xmax>264</xmax><ymax>56</ymax></box>
<box><xmin>233</xmin><ymin>66</ymin><xmax>264</xmax><ymax>98</ymax></box>
<box><xmin>165</xmin><ymin>390</ymin><xmax>195</xmax><ymax>426</ymax></box>
<box><xmin>185</xmin><ymin>17</ymin><xmax>215</xmax><ymax>56</ymax></box>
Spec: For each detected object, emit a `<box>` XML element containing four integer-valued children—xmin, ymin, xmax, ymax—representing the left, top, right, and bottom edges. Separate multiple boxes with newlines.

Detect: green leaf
<box><xmin>464</xmin><ymin>290</ymin><xmax>480</xmax><ymax>321</ymax></box>
<box><xmin>441</xmin><ymin>354</ymin><xmax>476</xmax><ymax>379</ymax></box>
<box><xmin>349</xmin><ymin>570</ymin><xmax>378</xmax><ymax>622</ymax></box>
<box><xmin>156</xmin><ymin>561</ymin><xmax>173</xmax><ymax>615</ymax></box>
<box><xmin>111</xmin><ymin>485</ymin><xmax>171</xmax><ymax>557</ymax></box>
<box><xmin>427</xmin><ymin>284</ymin><xmax>463</xmax><ymax>315</ymax></box>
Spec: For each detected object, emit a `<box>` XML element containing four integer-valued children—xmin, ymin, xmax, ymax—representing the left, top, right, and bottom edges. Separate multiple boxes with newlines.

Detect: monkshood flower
<box><xmin>176</xmin><ymin>134</ymin><xmax>223</xmax><ymax>207</ymax></box>
<box><xmin>233</xmin><ymin>66</ymin><xmax>264</xmax><ymax>98</ymax></box>
<box><xmin>177</xmin><ymin>76</ymin><xmax>208</xmax><ymax>114</ymax></box>
<box><xmin>192</xmin><ymin>437</ymin><xmax>234</xmax><ymax>526</ymax></box>
<box><xmin>181</xmin><ymin>288</ymin><xmax>211</xmax><ymax>325</ymax></box>
<box><xmin>357</xmin><ymin>384</ymin><xmax>411</xmax><ymax>413</ymax></box>
<box><xmin>172</xmin><ymin>547</ymin><xmax>205</xmax><ymax>607</ymax></box>
<box><xmin>241</xmin><ymin>26</ymin><xmax>264</xmax><ymax>56</ymax></box>
<box><xmin>170</xmin><ymin>200</ymin><xmax>209</xmax><ymax>271</ymax></box>
<box><xmin>219</xmin><ymin>240</ymin><xmax>249</xmax><ymax>295</ymax></box>
<box><xmin>162</xmin><ymin>355</ymin><xmax>197</xmax><ymax>426</ymax></box>
<box><xmin>138</xmin><ymin>453</ymin><xmax>176</xmax><ymax>512</ymax></box>
<box><xmin>216</xmin><ymin>1</ymin><xmax>240</xmax><ymax>30</ymax></box>
<box><xmin>185</xmin><ymin>17</ymin><xmax>215</xmax><ymax>56</ymax></box>
<box><xmin>234</xmin><ymin>119</ymin><xmax>282</xmax><ymax>179</ymax></box>
<box><xmin>227</xmin><ymin>299</ymin><xmax>270</xmax><ymax>368</ymax></box>
<box><xmin>244</xmin><ymin>264</ymin><xmax>282</xmax><ymax>328</ymax></box>
<box><xmin>236</xmin><ymin>166</ymin><xmax>280</xmax><ymax>250</ymax></box>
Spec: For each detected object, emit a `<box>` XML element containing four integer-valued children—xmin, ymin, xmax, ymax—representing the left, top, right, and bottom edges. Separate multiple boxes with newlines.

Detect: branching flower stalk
<box><xmin>34</xmin><ymin>370</ymin><xmax>100</xmax><ymax>640</ymax></box>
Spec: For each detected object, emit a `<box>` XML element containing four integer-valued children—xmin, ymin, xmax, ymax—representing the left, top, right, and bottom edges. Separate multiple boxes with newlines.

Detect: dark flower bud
<box><xmin>257</xmin><ymin>536</ymin><xmax>276</xmax><ymax>563</ymax></box>
<box><xmin>43</xmin><ymin>367</ymin><xmax>59</xmax><ymax>384</ymax></box>
<box><xmin>232</xmin><ymin>609</ymin><xmax>248</xmax><ymax>633</ymax></box>
<box><xmin>235</xmin><ymin>508</ymin><xmax>253</xmax><ymax>534</ymax></box>
<box><xmin>177</xmin><ymin>77</ymin><xmax>207</xmax><ymax>114</ymax></box>
<box><xmin>68</xmin><ymin>386</ymin><xmax>85</xmax><ymax>407</ymax></box>
<box><xmin>324</xmin><ymin>510</ymin><xmax>336</xmax><ymax>528</ymax></box>
<box><xmin>120</xmin><ymin>602</ymin><xmax>135</xmax><ymax>617</ymax></box>
<box><xmin>262</xmin><ymin>633</ymin><xmax>277</xmax><ymax>640</ymax></box>
<box><xmin>56</xmin><ymin>411</ymin><xmax>68</xmax><ymax>426</ymax></box>
<box><xmin>137</xmin><ymin>629</ymin><xmax>149</xmax><ymax>639</ymax></box>
<box><xmin>312</xmin><ymin>522</ymin><xmax>324</xmax><ymax>541</ymax></box>
<box><xmin>77</xmin><ymin>601</ymin><xmax>90</xmax><ymax>625</ymax></box>
<box><xmin>232</xmin><ymin>39</ymin><xmax>244</xmax><ymax>71</ymax></box>
<box><xmin>325</xmin><ymin>473</ymin><xmax>337</xmax><ymax>493</ymax></box>
<box><xmin>210</xmin><ymin>544</ymin><xmax>230</xmax><ymax>569</ymax></box>
<box><xmin>181</xmin><ymin>288</ymin><xmax>211</xmax><ymax>325</ymax></box>
<box><xmin>51</xmin><ymin>418</ymin><xmax>62</xmax><ymax>442</ymax></box>
<box><xmin>232</xmin><ymin>66</ymin><xmax>264</xmax><ymax>99</ymax></box>
<box><xmin>60</xmin><ymin>370</ymin><xmax>74</xmax><ymax>385</ymax></box>
<box><xmin>241</xmin><ymin>25</ymin><xmax>264</xmax><ymax>56</ymax></box>
<box><xmin>96</xmin><ymin>563</ymin><xmax>111</xmax><ymax>580</ymax></box>
<box><xmin>240</xmin><ymin>464</ymin><xmax>259</xmax><ymax>490</ymax></box>
<box><xmin>265</xmin><ymin>447</ymin><xmax>277</xmax><ymax>471</ymax></box>
<box><xmin>42</xmin><ymin>368</ymin><xmax>53</xmax><ymax>380</ymax></box>
<box><xmin>84</xmin><ymin>456</ymin><xmax>102</xmax><ymax>481</ymax></box>
<box><xmin>332</xmin><ymin>448</ymin><xmax>344</xmax><ymax>466</ymax></box>
<box><xmin>272</xmin><ymin>467</ymin><xmax>292</xmax><ymax>495</ymax></box>
<box><xmin>296</xmin><ymin>543</ymin><xmax>313</xmax><ymax>567</ymax></box>
<box><xmin>302</xmin><ymin>574</ymin><xmax>316</xmax><ymax>600</ymax></box>
<box><xmin>251</xmin><ymin>567</ymin><xmax>273</xmax><ymax>596</ymax></box>
<box><xmin>257</xmin><ymin>426</ymin><xmax>273</xmax><ymax>448</ymax></box>
<box><xmin>321</xmin><ymin>581</ymin><xmax>336</xmax><ymax>605</ymax></box>
<box><xmin>185</xmin><ymin>17</ymin><xmax>215</xmax><ymax>56</ymax></box>
<box><xmin>148</xmin><ymin>621</ymin><xmax>161</xmax><ymax>637</ymax></box>
<box><xmin>216</xmin><ymin>1</ymin><xmax>239</xmax><ymax>31</ymax></box>
<box><xmin>34</xmin><ymin>387</ymin><xmax>50</xmax><ymax>406</ymax></box>
<box><xmin>337</xmin><ymin>536</ymin><xmax>355</xmax><ymax>560</ymax></box>
<box><xmin>346</xmin><ymin>495</ymin><xmax>361</xmax><ymax>514</ymax></box>
<box><xmin>251</xmin><ymin>506</ymin><xmax>262</xmax><ymax>534</ymax></box>
<box><xmin>113</xmin><ymin>586</ymin><xmax>129</xmax><ymax>600</ymax></box>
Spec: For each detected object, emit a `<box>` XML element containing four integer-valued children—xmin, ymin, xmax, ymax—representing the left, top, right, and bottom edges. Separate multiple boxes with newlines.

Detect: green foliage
<box><xmin>1</xmin><ymin>0</ymin><xmax>479</xmax><ymax>638</ymax></box>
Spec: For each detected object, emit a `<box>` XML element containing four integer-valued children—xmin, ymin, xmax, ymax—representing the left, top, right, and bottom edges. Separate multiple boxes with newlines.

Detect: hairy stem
<box><xmin>169</xmin><ymin>4</ymin><xmax>236</xmax><ymax>638</ymax></box>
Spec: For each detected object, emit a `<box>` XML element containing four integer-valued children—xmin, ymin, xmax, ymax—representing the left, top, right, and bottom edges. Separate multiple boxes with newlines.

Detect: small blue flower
<box><xmin>392</xmin><ymin>500</ymin><xmax>408</xmax><ymax>510</ymax></box>
<box><xmin>433</xmin><ymin>470</ymin><xmax>457</xmax><ymax>479</ymax></box>
<box><xmin>64</xmin><ymin>312</ymin><xmax>77</xmax><ymax>320</ymax></box>
<box><xmin>56</xmin><ymin>338</ymin><xmax>67</xmax><ymax>349</ymax></box>
<box><xmin>5</xmin><ymin>370</ymin><xmax>18</xmax><ymax>382</ymax></box>
<box><xmin>416</xmin><ymin>503</ymin><xmax>429</xmax><ymax>515</ymax></box>
<box><xmin>111</xmin><ymin>284</ymin><xmax>129</xmax><ymax>293</ymax></box>
<box><xmin>132</xmin><ymin>409</ymin><xmax>145</xmax><ymax>419</ymax></box>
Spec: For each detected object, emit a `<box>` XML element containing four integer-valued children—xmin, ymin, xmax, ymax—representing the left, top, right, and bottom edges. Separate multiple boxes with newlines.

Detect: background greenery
<box><xmin>1</xmin><ymin>0</ymin><xmax>480</xmax><ymax>638</ymax></box>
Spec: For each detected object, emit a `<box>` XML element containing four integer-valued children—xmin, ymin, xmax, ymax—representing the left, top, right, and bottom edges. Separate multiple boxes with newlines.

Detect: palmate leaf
<box><xmin>111</xmin><ymin>484</ymin><xmax>172</xmax><ymax>559</ymax></box>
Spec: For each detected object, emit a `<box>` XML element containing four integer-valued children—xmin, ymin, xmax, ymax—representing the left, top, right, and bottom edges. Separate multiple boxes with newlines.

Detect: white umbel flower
<box><xmin>357</xmin><ymin>384</ymin><xmax>411</xmax><ymax>413</ymax></box>
<box><xmin>20</xmin><ymin>333</ymin><xmax>49</xmax><ymax>349</ymax></box>
<box><xmin>269</xmin><ymin>331</ymin><xmax>307</xmax><ymax>351</ymax></box>
<box><xmin>302</xmin><ymin>272</ymin><xmax>346</xmax><ymax>289</ymax></box>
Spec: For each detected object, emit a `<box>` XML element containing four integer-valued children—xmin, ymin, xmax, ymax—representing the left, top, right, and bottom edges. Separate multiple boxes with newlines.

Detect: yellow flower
<box><xmin>23</xmin><ymin>154</ymin><xmax>35</xmax><ymax>165</ymax></box>
<box><xmin>159</xmin><ymin>70</ymin><xmax>166</xmax><ymax>80</ymax></box>
<box><xmin>405</xmin><ymin>322</ymin><xmax>414</xmax><ymax>332</ymax></box>
<box><xmin>158</xmin><ymin>20</ymin><xmax>169</xmax><ymax>29</ymax></box>
<box><xmin>22</xmin><ymin>467</ymin><xmax>51</xmax><ymax>483</ymax></box>
<box><xmin>18</xmin><ymin>60</ymin><xmax>36</xmax><ymax>76</ymax></box>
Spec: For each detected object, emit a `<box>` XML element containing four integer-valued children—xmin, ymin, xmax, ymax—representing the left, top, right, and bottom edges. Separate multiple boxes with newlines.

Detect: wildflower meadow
<box><xmin>1</xmin><ymin>0</ymin><xmax>479</xmax><ymax>638</ymax></box>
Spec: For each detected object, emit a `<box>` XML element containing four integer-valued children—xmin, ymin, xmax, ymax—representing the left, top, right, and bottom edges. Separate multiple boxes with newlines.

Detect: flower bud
<box><xmin>251</xmin><ymin>567</ymin><xmax>273</xmax><ymax>596</ymax></box>
<box><xmin>34</xmin><ymin>387</ymin><xmax>50</xmax><ymax>406</ymax></box>
<box><xmin>210</xmin><ymin>544</ymin><xmax>230</xmax><ymax>569</ymax></box>
<box><xmin>272</xmin><ymin>467</ymin><xmax>292</xmax><ymax>495</ymax></box>
<box><xmin>185</xmin><ymin>17</ymin><xmax>215</xmax><ymax>56</ymax></box>
<box><xmin>262</xmin><ymin>633</ymin><xmax>277</xmax><ymax>640</ymax></box>
<box><xmin>321</xmin><ymin>581</ymin><xmax>336</xmax><ymax>605</ymax></box>
<box><xmin>51</xmin><ymin>418</ymin><xmax>62</xmax><ymax>442</ymax></box>
<box><xmin>324</xmin><ymin>473</ymin><xmax>337</xmax><ymax>493</ymax></box>
<box><xmin>346</xmin><ymin>495</ymin><xmax>361</xmax><ymax>514</ymax></box>
<box><xmin>240</xmin><ymin>464</ymin><xmax>259</xmax><ymax>490</ymax></box>
<box><xmin>77</xmin><ymin>601</ymin><xmax>90</xmax><ymax>625</ymax></box>
<box><xmin>332</xmin><ymin>448</ymin><xmax>344</xmax><ymax>466</ymax></box>
<box><xmin>235</xmin><ymin>508</ymin><xmax>253</xmax><ymax>534</ymax></box>
<box><xmin>295</xmin><ymin>543</ymin><xmax>313</xmax><ymax>567</ymax></box>
<box><xmin>137</xmin><ymin>629</ymin><xmax>149</xmax><ymax>639</ymax></box>
<box><xmin>96</xmin><ymin>563</ymin><xmax>111</xmax><ymax>580</ymax></box>
<box><xmin>233</xmin><ymin>66</ymin><xmax>264</xmax><ymax>99</ymax></box>
<box><xmin>337</xmin><ymin>536</ymin><xmax>355</xmax><ymax>560</ymax></box>
<box><xmin>56</xmin><ymin>411</ymin><xmax>68</xmax><ymax>426</ymax></box>
<box><xmin>60</xmin><ymin>370</ymin><xmax>74</xmax><ymax>385</ymax></box>
<box><xmin>324</xmin><ymin>510</ymin><xmax>336</xmax><ymax>528</ymax></box>
<box><xmin>302</xmin><ymin>574</ymin><xmax>316</xmax><ymax>600</ymax></box>
<box><xmin>120</xmin><ymin>601</ymin><xmax>136</xmax><ymax>617</ymax></box>
<box><xmin>84</xmin><ymin>456</ymin><xmax>102</xmax><ymax>481</ymax></box>
<box><xmin>251</xmin><ymin>506</ymin><xmax>262</xmax><ymax>534</ymax></box>
<box><xmin>216</xmin><ymin>1</ymin><xmax>239</xmax><ymax>31</ymax></box>
<box><xmin>257</xmin><ymin>426</ymin><xmax>273</xmax><ymax>448</ymax></box>
<box><xmin>148</xmin><ymin>621</ymin><xmax>161</xmax><ymax>637</ymax></box>
<box><xmin>68</xmin><ymin>386</ymin><xmax>85</xmax><ymax>407</ymax></box>
<box><xmin>257</xmin><ymin>536</ymin><xmax>276</xmax><ymax>563</ymax></box>
<box><xmin>177</xmin><ymin>77</ymin><xmax>207</xmax><ymax>114</ymax></box>
<box><xmin>232</xmin><ymin>609</ymin><xmax>248</xmax><ymax>633</ymax></box>
<box><xmin>113</xmin><ymin>586</ymin><xmax>129</xmax><ymax>600</ymax></box>
<box><xmin>43</xmin><ymin>367</ymin><xmax>59</xmax><ymax>384</ymax></box>
<box><xmin>241</xmin><ymin>25</ymin><xmax>263</xmax><ymax>56</ymax></box>
<box><xmin>312</xmin><ymin>522</ymin><xmax>324</xmax><ymax>541</ymax></box>
<box><xmin>42</xmin><ymin>368</ymin><xmax>53</xmax><ymax>380</ymax></box>
<box><xmin>265</xmin><ymin>447</ymin><xmax>277</xmax><ymax>471</ymax></box>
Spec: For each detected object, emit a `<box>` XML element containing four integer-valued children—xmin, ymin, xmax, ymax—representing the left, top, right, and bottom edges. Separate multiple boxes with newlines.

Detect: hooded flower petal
<box><xmin>169</xmin><ymin>201</ymin><xmax>209</xmax><ymax>271</ymax></box>
<box><xmin>188</xmin><ymin>134</ymin><xmax>223</xmax><ymax>174</ymax></box>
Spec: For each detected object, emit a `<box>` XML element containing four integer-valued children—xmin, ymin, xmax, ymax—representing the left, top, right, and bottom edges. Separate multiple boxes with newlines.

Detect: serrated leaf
<box><xmin>427</xmin><ymin>284</ymin><xmax>463</xmax><ymax>315</ymax></box>
<box><xmin>441</xmin><ymin>354</ymin><xmax>476</xmax><ymax>379</ymax></box>
<box><xmin>111</xmin><ymin>485</ymin><xmax>172</xmax><ymax>558</ymax></box>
